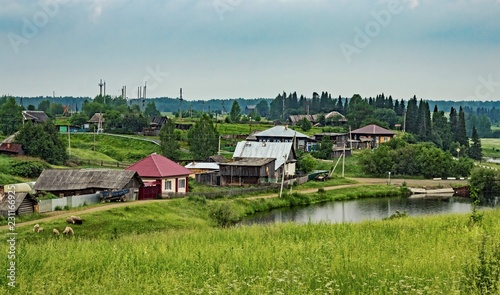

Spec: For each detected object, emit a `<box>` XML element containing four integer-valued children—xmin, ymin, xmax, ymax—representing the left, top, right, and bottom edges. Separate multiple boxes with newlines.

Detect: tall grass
<box><xmin>1</xmin><ymin>207</ymin><xmax>498</xmax><ymax>294</ymax></box>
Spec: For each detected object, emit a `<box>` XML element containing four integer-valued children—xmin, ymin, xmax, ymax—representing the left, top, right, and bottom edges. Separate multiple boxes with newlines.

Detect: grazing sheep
<box><xmin>70</xmin><ymin>216</ymin><xmax>83</xmax><ymax>225</ymax></box>
<box><xmin>35</xmin><ymin>227</ymin><xmax>44</xmax><ymax>233</ymax></box>
<box><xmin>33</xmin><ymin>224</ymin><xmax>40</xmax><ymax>232</ymax></box>
<box><xmin>52</xmin><ymin>229</ymin><xmax>60</xmax><ymax>235</ymax></box>
<box><xmin>66</xmin><ymin>216</ymin><xmax>83</xmax><ymax>225</ymax></box>
<box><xmin>63</xmin><ymin>226</ymin><xmax>74</xmax><ymax>236</ymax></box>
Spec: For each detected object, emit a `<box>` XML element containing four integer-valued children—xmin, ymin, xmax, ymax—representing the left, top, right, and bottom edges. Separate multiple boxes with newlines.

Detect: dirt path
<box><xmin>2</xmin><ymin>177</ymin><xmax>467</xmax><ymax>230</ymax></box>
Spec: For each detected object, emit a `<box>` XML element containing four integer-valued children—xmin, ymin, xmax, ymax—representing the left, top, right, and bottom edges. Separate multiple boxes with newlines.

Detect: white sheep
<box><xmin>70</xmin><ymin>216</ymin><xmax>83</xmax><ymax>225</ymax></box>
<box><xmin>35</xmin><ymin>227</ymin><xmax>44</xmax><ymax>233</ymax></box>
<box><xmin>63</xmin><ymin>226</ymin><xmax>74</xmax><ymax>236</ymax></box>
<box><xmin>52</xmin><ymin>229</ymin><xmax>60</xmax><ymax>235</ymax></box>
<box><xmin>33</xmin><ymin>224</ymin><xmax>40</xmax><ymax>232</ymax></box>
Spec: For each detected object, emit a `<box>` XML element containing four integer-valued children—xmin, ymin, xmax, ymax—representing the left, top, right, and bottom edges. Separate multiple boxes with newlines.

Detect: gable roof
<box><xmin>0</xmin><ymin>143</ymin><xmax>23</xmax><ymax>154</ymax></box>
<box><xmin>22</xmin><ymin>111</ymin><xmax>49</xmax><ymax>123</ymax></box>
<box><xmin>206</xmin><ymin>155</ymin><xmax>230</xmax><ymax>163</ymax></box>
<box><xmin>233</xmin><ymin>141</ymin><xmax>294</xmax><ymax>169</ymax></box>
<box><xmin>33</xmin><ymin>169</ymin><xmax>142</xmax><ymax>191</ymax></box>
<box><xmin>184</xmin><ymin>162</ymin><xmax>220</xmax><ymax>170</ymax></box>
<box><xmin>220</xmin><ymin>157</ymin><xmax>275</xmax><ymax>167</ymax></box>
<box><xmin>0</xmin><ymin>193</ymin><xmax>37</xmax><ymax>213</ymax></box>
<box><xmin>88</xmin><ymin>113</ymin><xmax>105</xmax><ymax>123</ymax></box>
<box><xmin>253</xmin><ymin>126</ymin><xmax>309</xmax><ymax>139</ymax></box>
<box><xmin>351</xmin><ymin>124</ymin><xmax>395</xmax><ymax>135</ymax></box>
<box><xmin>126</xmin><ymin>153</ymin><xmax>191</xmax><ymax>178</ymax></box>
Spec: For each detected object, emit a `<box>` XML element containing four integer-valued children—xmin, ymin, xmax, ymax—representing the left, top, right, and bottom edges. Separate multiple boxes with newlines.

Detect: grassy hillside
<box><xmin>0</xmin><ymin>155</ymin><xmax>48</xmax><ymax>184</ymax></box>
<box><xmin>1</xmin><ymin>195</ymin><xmax>498</xmax><ymax>294</ymax></box>
<box><xmin>481</xmin><ymin>138</ymin><xmax>500</xmax><ymax>158</ymax></box>
<box><xmin>62</xmin><ymin>133</ymin><xmax>160</xmax><ymax>162</ymax></box>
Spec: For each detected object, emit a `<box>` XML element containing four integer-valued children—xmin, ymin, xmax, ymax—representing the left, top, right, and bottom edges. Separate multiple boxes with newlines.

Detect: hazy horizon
<box><xmin>1</xmin><ymin>0</ymin><xmax>500</xmax><ymax>101</ymax></box>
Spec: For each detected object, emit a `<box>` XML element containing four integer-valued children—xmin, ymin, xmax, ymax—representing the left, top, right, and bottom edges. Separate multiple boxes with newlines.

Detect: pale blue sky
<box><xmin>1</xmin><ymin>0</ymin><xmax>500</xmax><ymax>101</ymax></box>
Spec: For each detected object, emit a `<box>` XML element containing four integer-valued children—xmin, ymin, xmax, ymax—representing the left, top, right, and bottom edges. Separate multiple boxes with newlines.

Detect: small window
<box><xmin>165</xmin><ymin>181</ymin><xmax>172</xmax><ymax>190</ymax></box>
<box><xmin>178</xmin><ymin>179</ymin><xmax>186</xmax><ymax>189</ymax></box>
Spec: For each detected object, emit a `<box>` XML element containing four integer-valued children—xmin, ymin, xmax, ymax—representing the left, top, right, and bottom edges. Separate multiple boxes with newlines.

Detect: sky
<box><xmin>1</xmin><ymin>0</ymin><xmax>500</xmax><ymax>101</ymax></box>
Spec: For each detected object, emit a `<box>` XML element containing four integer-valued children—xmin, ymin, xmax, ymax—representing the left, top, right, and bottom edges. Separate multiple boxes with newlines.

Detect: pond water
<box><xmin>241</xmin><ymin>196</ymin><xmax>498</xmax><ymax>225</ymax></box>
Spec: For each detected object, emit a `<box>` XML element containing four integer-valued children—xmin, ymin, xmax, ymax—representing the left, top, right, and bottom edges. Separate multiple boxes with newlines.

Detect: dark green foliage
<box><xmin>469</xmin><ymin>125</ymin><xmax>482</xmax><ymax>161</ymax></box>
<box><xmin>15</xmin><ymin>121</ymin><xmax>68</xmax><ymax>165</ymax></box>
<box><xmin>255</xmin><ymin>100</ymin><xmax>269</xmax><ymax>117</ymax></box>
<box><xmin>359</xmin><ymin>140</ymin><xmax>472</xmax><ymax>178</ymax></box>
<box><xmin>229</xmin><ymin>101</ymin><xmax>241</xmax><ymax>123</ymax></box>
<box><xmin>383</xmin><ymin>210</ymin><xmax>408</xmax><ymax>220</ymax></box>
<box><xmin>159</xmin><ymin>117</ymin><xmax>180</xmax><ymax>160</ymax></box>
<box><xmin>9</xmin><ymin>160</ymin><xmax>49</xmax><ymax>178</ymax></box>
<box><xmin>208</xmin><ymin>201</ymin><xmax>241</xmax><ymax>228</ymax></box>
<box><xmin>187</xmin><ymin>114</ymin><xmax>219</xmax><ymax>160</ymax></box>
<box><xmin>144</xmin><ymin>101</ymin><xmax>161</xmax><ymax>118</ymax></box>
<box><xmin>312</xmin><ymin>136</ymin><xmax>333</xmax><ymax>159</ymax></box>
<box><xmin>469</xmin><ymin>168</ymin><xmax>500</xmax><ymax>194</ymax></box>
<box><xmin>456</xmin><ymin>106</ymin><xmax>469</xmax><ymax>148</ymax></box>
<box><xmin>69</xmin><ymin>112</ymin><xmax>89</xmax><ymax>127</ymax></box>
<box><xmin>296</xmin><ymin>151</ymin><xmax>315</xmax><ymax>174</ymax></box>
<box><xmin>346</xmin><ymin>94</ymin><xmax>374</xmax><ymax>129</ymax></box>
<box><xmin>299</xmin><ymin>117</ymin><xmax>312</xmax><ymax>131</ymax></box>
<box><xmin>0</xmin><ymin>97</ymin><xmax>23</xmax><ymax>135</ymax></box>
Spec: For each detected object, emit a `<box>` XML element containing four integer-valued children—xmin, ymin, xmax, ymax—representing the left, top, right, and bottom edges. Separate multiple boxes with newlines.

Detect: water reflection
<box><xmin>241</xmin><ymin>196</ymin><xmax>495</xmax><ymax>225</ymax></box>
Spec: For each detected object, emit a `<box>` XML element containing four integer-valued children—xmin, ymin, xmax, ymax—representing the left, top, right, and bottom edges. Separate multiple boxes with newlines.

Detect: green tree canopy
<box><xmin>144</xmin><ymin>101</ymin><xmax>161</xmax><ymax>118</ymax></box>
<box><xmin>0</xmin><ymin>97</ymin><xmax>23</xmax><ymax>135</ymax></box>
<box><xmin>229</xmin><ymin>101</ymin><xmax>241</xmax><ymax>123</ymax></box>
<box><xmin>15</xmin><ymin>121</ymin><xmax>68</xmax><ymax>165</ymax></box>
<box><xmin>187</xmin><ymin>114</ymin><xmax>219</xmax><ymax>160</ymax></box>
<box><xmin>468</xmin><ymin>125</ymin><xmax>482</xmax><ymax>161</ymax></box>
<box><xmin>159</xmin><ymin>117</ymin><xmax>180</xmax><ymax>160</ymax></box>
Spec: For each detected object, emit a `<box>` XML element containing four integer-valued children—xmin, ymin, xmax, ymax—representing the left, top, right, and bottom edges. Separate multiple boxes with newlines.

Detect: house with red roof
<box><xmin>126</xmin><ymin>153</ymin><xmax>191</xmax><ymax>195</ymax></box>
<box><xmin>350</xmin><ymin>124</ymin><xmax>396</xmax><ymax>149</ymax></box>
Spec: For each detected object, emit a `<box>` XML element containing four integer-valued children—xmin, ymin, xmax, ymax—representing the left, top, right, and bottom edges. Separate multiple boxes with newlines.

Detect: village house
<box><xmin>219</xmin><ymin>157</ymin><xmax>275</xmax><ymax>186</ymax></box>
<box><xmin>232</xmin><ymin>141</ymin><xmax>296</xmax><ymax>182</ymax></box>
<box><xmin>126</xmin><ymin>153</ymin><xmax>191</xmax><ymax>195</ymax></box>
<box><xmin>33</xmin><ymin>169</ymin><xmax>142</xmax><ymax>200</ymax></box>
<box><xmin>143</xmin><ymin>116</ymin><xmax>167</xmax><ymax>136</ymax></box>
<box><xmin>184</xmin><ymin>162</ymin><xmax>220</xmax><ymax>178</ymax></box>
<box><xmin>313</xmin><ymin>132</ymin><xmax>352</xmax><ymax>157</ymax></box>
<box><xmin>248</xmin><ymin>125</ymin><xmax>312</xmax><ymax>151</ymax></box>
<box><xmin>350</xmin><ymin>124</ymin><xmax>396</xmax><ymax>149</ymax></box>
<box><xmin>22</xmin><ymin>110</ymin><xmax>49</xmax><ymax>124</ymax></box>
<box><xmin>289</xmin><ymin>111</ymin><xmax>347</xmax><ymax>126</ymax></box>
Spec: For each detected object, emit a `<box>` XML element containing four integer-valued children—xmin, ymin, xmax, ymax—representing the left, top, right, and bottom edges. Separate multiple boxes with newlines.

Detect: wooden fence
<box><xmin>69</xmin><ymin>157</ymin><xmax>132</xmax><ymax>168</ymax></box>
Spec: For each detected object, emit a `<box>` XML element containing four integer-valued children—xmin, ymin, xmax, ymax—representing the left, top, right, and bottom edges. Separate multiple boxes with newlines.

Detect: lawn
<box><xmin>481</xmin><ymin>138</ymin><xmax>500</xmax><ymax>158</ymax></box>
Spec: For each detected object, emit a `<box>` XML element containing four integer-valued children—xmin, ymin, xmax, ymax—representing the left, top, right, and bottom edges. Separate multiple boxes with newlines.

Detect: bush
<box><xmin>10</xmin><ymin>160</ymin><xmax>49</xmax><ymax>178</ymax></box>
<box><xmin>54</xmin><ymin>206</ymin><xmax>63</xmax><ymax>211</ymax></box>
<box><xmin>209</xmin><ymin>201</ymin><xmax>241</xmax><ymax>228</ymax></box>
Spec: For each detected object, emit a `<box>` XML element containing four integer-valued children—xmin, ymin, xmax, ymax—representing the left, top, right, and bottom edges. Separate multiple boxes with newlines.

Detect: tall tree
<box><xmin>255</xmin><ymin>100</ymin><xmax>269</xmax><ymax>117</ymax></box>
<box><xmin>405</xmin><ymin>96</ymin><xmax>419</xmax><ymax>134</ymax></box>
<box><xmin>144</xmin><ymin>101</ymin><xmax>161</xmax><ymax>118</ymax></box>
<box><xmin>187</xmin><ymin>114</ymin><xmax>219</xmax><ymax>160</ymax></box>
<box><xmin>456</xmin><ymin>106</ymin><xmax>469</xmax><ymax>147</ymax></box>
<box><xmin>229</xmin><ymin>100</ymin><xmax>241</xmax><ymax>123</ymax></box>
<box><xmin>431</xmin><ymin>107</ymin><xmax>452</xmax><ymax>151</ymax></box>
<box><xmin>346</xmin><ymin>94</ymin><xmax>374</xmax><ymax>129</ymax></box>
<box><xmin>15</xmin><ymin>121</ymin><xmax>68</xmax><ymax>165</ymax></box>
<box><xmin>159</xmin><ymin>117</ymin><xmax>180</xmax><ymax>160</ymax></box>
<box><xmin>449</xmin><ymin>107</ymin><xmax>458</xmax><ymax>141</ymax></box>
<box><xmin>0</xmin><ymin>97</ymin><xmax>23</xmax><ymax>135</ymax></box>
<box><xmin>468</xmin><ymin>125</ymin><xmax>482</xmax><ymax>161</ymax></box>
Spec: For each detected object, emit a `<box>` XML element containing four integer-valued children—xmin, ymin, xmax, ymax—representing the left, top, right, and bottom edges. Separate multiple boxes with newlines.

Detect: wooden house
<box><xmin>33</xmin><ymin>169</ymin><xmax>142</xmax><ymax>200</ymax></box>
<box><xmin>143</xmin><ymin>116</ymin><xmax>168</xmax><ymax>136</ymax></box>
<box><xmin>313</xmin><ymin>133</ymin><xmax>351</xmax><ymax>157</ymax></box>
<box><xmin>233</xmin><ymin>141</ymin><xmax>296</xmax><ymax>180</ymax></box>
<box><xmin>350</xmin><ymin>124</ymin><xmax>396</xmax><ymax>149</ymax></box>
<box><xmin>219</xmin><ymin>158</ymin><xmax>275</xmax><ymax>185</ymax></box>
<box><xmin>0</xmin><ymin>143</ymin><xmax>24</xmax><ymax>156</ymax></box>
<box><xmin>249</xmin><ymin>125</ymin><xmax>312</xmax><ymax>151</ymax></box>
<box><xmin>184</xmin><ymin>162</ymin><xmax>220</xmax><ymax>178</ymax></box>
<box><xmin>22</xmin><ymin>110</ymin><xmax>49</xmax><ymax>124</ymax></box>
<box><xmin>126</xmin><ymin>153</ymin><xmax>191</xmax><ymax>195</ymax></box>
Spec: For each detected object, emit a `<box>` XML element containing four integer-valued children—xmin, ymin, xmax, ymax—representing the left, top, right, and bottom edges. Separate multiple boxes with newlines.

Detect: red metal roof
<box><xmin>126</xmin><ymin>153</ymin><xmax>191</xmax><ymax>178</ymax></box>
<box><xmin>351</xmin><ymin>124</ymin><xmax>395</xmax><ymax>135</ymax></box>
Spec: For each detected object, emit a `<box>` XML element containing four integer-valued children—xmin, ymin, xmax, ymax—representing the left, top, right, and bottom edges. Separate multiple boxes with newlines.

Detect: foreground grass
<box><xmin>1</xmin><ymin>202</ymin><xmax>498</xmax><ymax>294</ymax></box>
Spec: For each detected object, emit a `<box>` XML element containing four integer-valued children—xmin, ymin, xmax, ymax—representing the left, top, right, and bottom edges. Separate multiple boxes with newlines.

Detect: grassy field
<box><xmin>62</xmin><ymin>133</ymin><xmax>160</xmax><ymax>162</ymax></box>
<box><xmin>481</xmin><ymin>138</ymin><xmax>500</xmax><ymax>158</ymax></box>
<box><xmin>1</xmin><ymin>194</ymin><xmax>498</xmax><ymax>294</ymax></box>
<box><xmin>0</xmin><ymin>155</ymin><xmax>45</xmax><ymax>184</ymax></box>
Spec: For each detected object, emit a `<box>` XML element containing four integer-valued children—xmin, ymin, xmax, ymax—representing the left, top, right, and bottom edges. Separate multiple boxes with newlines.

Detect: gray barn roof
<box><xmin>0</xmin><ymin>193</ymin><xmax>36</xmax><ymax>212</ymax></box>
<box><xmin>233</xmin><ymin>141</ymin><xmax>294</xmax><ymax>169</ymax></box>
<box><xmin>22</xmin><ymin>111</ymin><xmax>49</xmax><ymax>123</ymax></box>
<box><xmin>220</xmin><ymin>158</ymin><xmax>275</xmax><ymax>167</ymax></box>
<box><xmin>34</xmin><ymin>169</ymin><xmax>143</xmax><ymax>191</ymax></box>
<box><xmin>253</xmin><ymin>126</ymin><xmax>309</xmax><ymax>139</ymax></box>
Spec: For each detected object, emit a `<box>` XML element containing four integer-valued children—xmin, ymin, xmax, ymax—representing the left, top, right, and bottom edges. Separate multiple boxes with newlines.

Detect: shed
<box><xmin>219</xmin><ymin>158</ymin><xmax>276</xmax><ymax>185</ymax></box>
<box><xmin>0</xmin><ymin>193</ymin><xmax>38</xmax><ymax>217</ymax></box>
<box><xmin>33</xmin><ymin>169</ymin><xmax>143</xmax><ymax>200</ymax></box>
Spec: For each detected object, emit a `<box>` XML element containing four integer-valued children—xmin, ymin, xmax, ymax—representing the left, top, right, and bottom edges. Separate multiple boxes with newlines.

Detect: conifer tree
<box><xmin>468</xmin><ymin>125</ymin><xmax>482</xmax><ymax>161</ymax></box>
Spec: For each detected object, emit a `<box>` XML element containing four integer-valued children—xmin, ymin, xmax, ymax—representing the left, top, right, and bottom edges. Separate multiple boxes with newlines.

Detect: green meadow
<box><xmin>1</xmin><ymin>187</ymin><xmax>498</xmax><ymax>294</ymax></box>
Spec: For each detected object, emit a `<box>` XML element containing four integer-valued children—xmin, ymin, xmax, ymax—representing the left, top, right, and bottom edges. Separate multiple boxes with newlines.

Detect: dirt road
<box><xmin>2</xmin><ymin>177</ymin><xmax>467</xmax><ymax>229</ymax></box>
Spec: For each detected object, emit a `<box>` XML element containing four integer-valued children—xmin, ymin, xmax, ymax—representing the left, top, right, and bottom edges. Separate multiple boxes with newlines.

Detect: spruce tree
<box><xmin>469</xmin><ymin>125</ymin><xmax>482</xmax><ymax>161</ymax></box>
<box><xmin>457</xmin><ymin>106</ymin><xmax>469</xmax><ymax>147</ymax></box>
<box><xmin>159</xmin><ymin>117</ymin><xmax>180</xmax><ymax>160</ymax></box>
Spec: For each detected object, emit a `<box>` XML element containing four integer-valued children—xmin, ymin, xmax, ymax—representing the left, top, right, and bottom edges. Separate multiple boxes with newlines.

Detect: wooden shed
<box><xmin>0</xmin><ymin>193</ymin><xmax>38</xmax><ymax>217</ymax></box>
<box><xmin>219</xmin><ymin>158</ymin><xmax>276</xmax><ymax>186</ymax></box>
<box><xmin>33</xmin><ymin>169</ymin><xmax>143</xmax><ymax>200</ymax></box>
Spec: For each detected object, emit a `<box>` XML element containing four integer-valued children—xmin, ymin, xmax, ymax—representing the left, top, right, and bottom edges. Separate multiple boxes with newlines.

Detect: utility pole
<box><xmin>279</xmin><ymin>154</ymin><xmax>287</xmax><ymax>198</ymax></box>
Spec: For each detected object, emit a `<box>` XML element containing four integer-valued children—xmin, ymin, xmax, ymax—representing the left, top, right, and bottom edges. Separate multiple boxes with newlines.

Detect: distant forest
<box><xmin>11</xmin><ymin>95</ymin><xmax>500</xmax><ymax>123</ymax></box>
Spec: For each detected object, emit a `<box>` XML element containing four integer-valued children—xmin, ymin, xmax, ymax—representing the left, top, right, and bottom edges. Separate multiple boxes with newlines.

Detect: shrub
<box><xmin>54</xmin><ymin>206</ymin><xmax>63</xmax><ymax>211</ymax></box>
<box><xmin>10</xmin><ymin>160</ymin><xmax>49</xmax><ymax>178</ymax></box>
<box><xmin>188</xmin><ymin>195</ymin><xmax>207</xmax><ymax>205</ymax></box>
<box><xmin>209</xmin><ymin>201</ymin><xmax>241</xmax><ymax>228</ymax></box>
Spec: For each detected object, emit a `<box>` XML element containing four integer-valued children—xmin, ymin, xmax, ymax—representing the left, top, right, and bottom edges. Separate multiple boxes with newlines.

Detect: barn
<box><xmin>0</xmin><ymin>193</ymin><xmax>38</xmax><ymax>217</ymax></box>
<box><xmin>33</xmin><ymin>169</ymin><xmax>143</xmax><ymax>200</ymax></box>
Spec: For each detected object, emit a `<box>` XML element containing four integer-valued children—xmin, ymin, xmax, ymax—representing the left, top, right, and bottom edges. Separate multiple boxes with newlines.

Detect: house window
<box><xmin>178</xmin><ymin>179</ymin><xmax>186</xmax><ymax>189</ymax></box>
<box><xmin>165</xmin><ymin>181</ymin><xmax>172</xmax><ymax>190</ymax></box>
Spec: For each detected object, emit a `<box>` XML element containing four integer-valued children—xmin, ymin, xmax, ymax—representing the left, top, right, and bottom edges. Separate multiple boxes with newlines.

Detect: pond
<box><xmin>241</xmin><ymin>196</ymin><xmax>498</xmax><ymax>225</ymax></box>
